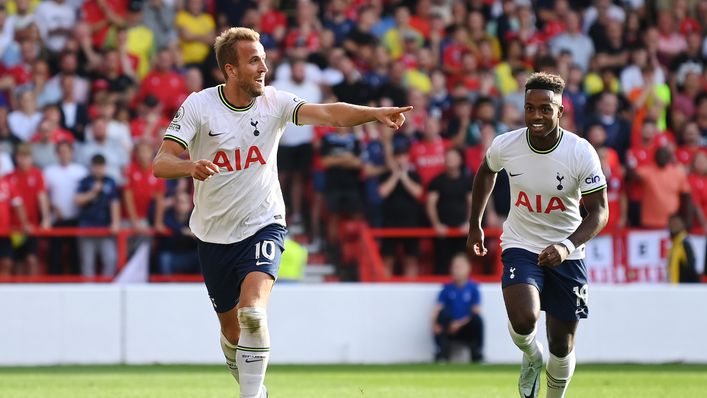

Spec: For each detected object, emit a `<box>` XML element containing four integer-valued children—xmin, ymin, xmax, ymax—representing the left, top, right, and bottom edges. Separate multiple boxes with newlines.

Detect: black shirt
<box><xmin>321</xmin><ymin>132</ymin><xmax>361</xmax><ymax>192</ymax></box>
<box><xmin>379</xmin><ymin>170</ymin><xmax>423</xmax><ymax>227</ymax></box>
<box><xmin>428</xmin><ymin>172</ymin><xmax>473</xmax><ymax>226</ymax></box>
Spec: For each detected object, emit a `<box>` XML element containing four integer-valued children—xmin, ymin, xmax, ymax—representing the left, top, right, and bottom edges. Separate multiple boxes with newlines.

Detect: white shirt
<box><xmin>7</xmin><ymin>111</ymin><xmax>42</xmax><ymax>141</ymax></box>
<box><xmin>271</xmin><ymin>78</ymin><xmax>322</xmax><ymax>146</ymax></box>
<box><xmin>163</xmin><ymin>85</ymin><xmax>306</xmax><ymax>244</ymax></box>
<box><xmin>486</xmin><ymin>128</ymin><xmax>606</xmax><ymax>259</ymax></box>
<box><xmin>44</xmin><ymin>162</ymin><xmax>89</xmax><ymax>220</ymax></box>
<box><xmin>34</xmin><ymin>1</ymin><xmax>76</xmax><ymax>53</ymax></box>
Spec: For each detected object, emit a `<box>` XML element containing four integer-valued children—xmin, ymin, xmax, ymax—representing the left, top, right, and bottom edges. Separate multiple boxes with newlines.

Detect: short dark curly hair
<box><xmin>525</xmin><ymin>72</ymin><xmax>565</xmax><ymax>95</ymax></box>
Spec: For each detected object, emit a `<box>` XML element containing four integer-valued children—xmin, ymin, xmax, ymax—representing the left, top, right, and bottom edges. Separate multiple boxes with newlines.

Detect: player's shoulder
<box><xmin>491</xmin><ymin>127</ymin><xmax>526</xmax><ymax>148</ymax></box>
<box><xmin>560</xmin><ymin>129</ymin><xmax>596</xmax><ymax>154</ymax></box>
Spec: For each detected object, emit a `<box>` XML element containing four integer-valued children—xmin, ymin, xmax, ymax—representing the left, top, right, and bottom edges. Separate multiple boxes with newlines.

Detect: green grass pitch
<box><xmin>1</xmin><ymin>364</ymin><xmax>706</xmax><ymax>398</ymax></box>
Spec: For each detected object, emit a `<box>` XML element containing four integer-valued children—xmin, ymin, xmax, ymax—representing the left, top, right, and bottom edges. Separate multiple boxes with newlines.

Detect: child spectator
<box><xmin>75</xmin><ymin>154</ymin><xmax>120</xmax><ymax>278</ymax></box>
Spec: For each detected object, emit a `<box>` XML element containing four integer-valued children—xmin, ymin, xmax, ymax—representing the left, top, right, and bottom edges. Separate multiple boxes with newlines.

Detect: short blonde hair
<box><xmin>214</xmin><ymin>27</ymin><xmax>261</xmax><ymax>80</ymax></box>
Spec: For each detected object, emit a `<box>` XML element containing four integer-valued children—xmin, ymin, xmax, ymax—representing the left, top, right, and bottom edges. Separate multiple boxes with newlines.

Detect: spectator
<box><xmin>410</xmin><ymin>116</ymin><xmax>449</xmax><ymax>188</ymax></box>
<box><xmin>272</xmin><ymin>58</ymin><xmax>322</xmax><ymax>234</ymax></box>
<box><xmin>34</xmin><ymin>0</ymin><xmax>75</xmax><ymax>55</ymax></box>
<box><xmin>157</xmin><ymin>191</ymin><xmax>198</xmax><ymax>275</ymax></box>
<box><xmin>175</xmin><ymin>0</ymin><xmax>215</xmax><ymax>66</ymax></box>
<box><xmin>129</xmin><ymin>95</ymin><xmax>170</xmax><ymax>147</ymax></box>
<box><xmin>78</xmin><ymin>116</ymin><xmax>129</xmax><ymax>186</ymax></box>
<box><xmin>688</xmin><ymin>151</ymin><xmax>707</xmax><ymax>231</ymax></box>
<box><xmin>431</xmin><ymin>253</ymin><xmax>483</xmax><ymax>363</ymax></box>
<box><xmin>123</xmin><ymin>141</ymin><xmax>165</xmax><ymax>233</ymax></box>
<box><xmin>598</xmin><ymin>147</ymin><xmax>627</xmax><ymax>231</ymax></box>
<box><xmin>81</xmin><ymin>0</ymin><xmax>127</xmax><ymax>49</ymax></box>
<box><xmin>142</xmin><ymin>0</ymin><xmax>178</xmax><ymax>53</ymax></box>
<box><xmin>30</xmin><ymin>118</ymin><xmax>59</xmax><ymax>169</ymax></box>
<box><xmin>620</xmin><ymin>47</ymin><xmax>666</xmax><ymax>96</ymax></box>
<box><xmin>27</xmin><ymin>59</ymin><xmax>62</xmax><ymax>108</ymax></box>
<box><xmin>676</xmin><ymin>121</ymin><xmax>705</xmax><ymax>170</ymax></box>
<box><xmin>655</xmin><ymin>9</ymin><xmax>687</xmax><ymax>65</ymax></box>
<box><xmin>137</xmin><ymin>48</ymin><xmax>186</xmax><ymax>118</ymax></box>
<box><xmin>549</xmin><ymin>10</ymin><xmax>594</xmax><ymax>71</ymax></box>
<box><xmin>378</xmin><ymin>141</ymin><xmax>423</xmax><ymax>277</ymax></box>
<box><xmin>58</xmin><ymin>74</ymin><xmax>90</xmax><ymax>142</ymax></box>
<box><xmin>361</xmin><ymin>125</ymin><xmax>388</xmax><ymax>228</ymax></box>
<box><xmin>320</xmin><ymin>126</ymin><xmax>363</xmax><ymax>262</ymax></box>
<box><xmin>628</xmin><ymin>67</ymin><xmax>672</xmax><ymax>143</ymax></box>
<box><xmin>0</xmin><ymin>158</ymin><xmax>28</xmax><ymax>276</ymax></box>
<box><xmin>44</xmin><ymin>52</ymin><xmax>90</xmax><ymax>105</ymax></box>
<box><xmin>44</xmin><ymin>141</ymin><xmax>87</xmax><ymax>274</ymax></box>
<box><xmin>7</xmin><ymin>89</ymin><xmax>40</xmax><ymax>141</ymax></box>
<box><xmin>7</xmin><ymin>143</ymin><xmax>49</xmax><ymax>275</ymax></box>
<box><xmin>586</xmin><ymin>92</ymin><xmax>632</xmax><ymax>164</ymax></box>
<box><xmin>427</xmin><ymin>148</ymin><xmax>472</xmax><ymax>275</ymax></box>
<box><xmin>629</xmin><ymin>146</ymin><xmax>691</xmax><ymax>229</ymax></box>
<box><xmin>75</xmin><ymin>154</ymin><xmax>120</xmax><ymax>278</ymax></box>
<box><xmin>667</xmin><ymin>214</ymin><xmax>700</xmax><ymax>283</ymax></box>
<box><xmin>121</xmin><ymin>5</ymin><xmax>155</xmax><ymax>80</ymax></box>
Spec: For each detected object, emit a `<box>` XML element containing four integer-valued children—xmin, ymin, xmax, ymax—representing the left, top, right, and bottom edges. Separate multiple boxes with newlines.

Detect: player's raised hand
<box><xmin>538</xmin><ymin>243</ymin><xmax>569</xmax><ymax>267</ymax></box>
<box><xmin>191</xmin><ymin>159</ymin><xmax>220</xmax><ymax>181</ymax></box>
<box><xmin>466</xmin><ymin>226</ymin><xmax>488</xmax><ymax>257</ymax></box>
<box><xmin>375</xmin><ymin>106</ymin><xmax>413</xmax><ymax>129</ymax></box>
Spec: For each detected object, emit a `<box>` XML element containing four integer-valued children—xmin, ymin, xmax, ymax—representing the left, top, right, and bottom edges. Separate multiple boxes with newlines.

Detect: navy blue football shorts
<box><xmin>501</xmin><ymin>248</ymin><xmax>589</xmax><ymax>321</ymax></box>
<box><xmin>197</xmin><ymin>224</ymin><xmax>287</xmax><ymax>313</ymax></box>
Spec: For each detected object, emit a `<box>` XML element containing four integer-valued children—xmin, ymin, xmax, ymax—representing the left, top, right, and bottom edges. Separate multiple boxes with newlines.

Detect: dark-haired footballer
<box><xmin>466</xmin><ymin>72</ymin><xmax>608</xmax><ymax>398</ymax></box>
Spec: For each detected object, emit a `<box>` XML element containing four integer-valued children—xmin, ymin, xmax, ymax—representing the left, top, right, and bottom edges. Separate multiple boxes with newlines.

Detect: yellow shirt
<box><xmin>175</xmin><ymin>11</ymin><xmax>215</xmax><ymax>64</ymax></box>
<box><xmin>127</xmin><ymin>26</ymin><xmax>155</xmax><ymax>79</ymax></box>
<box><xmin>5</xmin><ymin>0</ymin><xmax>40</xmax><ymax>15</ymax></box>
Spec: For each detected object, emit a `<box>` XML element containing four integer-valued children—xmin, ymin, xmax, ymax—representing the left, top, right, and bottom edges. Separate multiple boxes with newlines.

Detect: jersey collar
<box><xmin>218</xmin><ymin>84</ymin><xmax>255</xmax><ymax>112</ymax></box>
<box><xmin>526</xmin><ymin>128</ymin><xmax>563</xmax><ymax>154</ymax></box>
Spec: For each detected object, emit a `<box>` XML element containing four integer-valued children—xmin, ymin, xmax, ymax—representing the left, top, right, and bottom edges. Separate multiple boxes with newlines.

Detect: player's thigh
<box><xmin>501</xmin><ymin>248</ymin><xmax>544</xmax><ymax>333</ymax></box>
<box><xmin>541</xmin><ymin>258</ymin><xmax>589</xmax><ymax>322</ymax></box>
<box><xmin>546</xmin><ymin>313</ymin><xmax>579</xmax><ymax>357</ymax></box>
<box><xmin>238</xmin><ymin>271</ymin><xmax>276</xmax><ymax>308</ymax></box>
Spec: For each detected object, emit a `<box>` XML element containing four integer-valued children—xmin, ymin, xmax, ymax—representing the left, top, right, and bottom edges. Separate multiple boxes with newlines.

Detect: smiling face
<box><xmin>524</xmin><ymin>89</ymin><xmax>563</xmax><ymax>138</ymax></box>
<box><xmin>227</xmin><ymin>40</ymin><xmax>268</xmax><ymax>98</ymax></box>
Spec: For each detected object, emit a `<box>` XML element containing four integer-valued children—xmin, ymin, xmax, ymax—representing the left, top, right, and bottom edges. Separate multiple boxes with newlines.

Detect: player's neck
<box><xmin>222</xmin><ymin>82</ymin><xmax>254</xmax><ymax>108</ymax></box>
<box><xmin>528</xmin><ymin>127</ymin><xmax>561</xmax><ymax>152</ymax></box>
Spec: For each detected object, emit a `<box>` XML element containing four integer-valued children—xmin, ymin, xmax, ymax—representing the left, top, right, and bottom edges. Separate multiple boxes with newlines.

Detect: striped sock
<box><xmin>545</xmin><ymin>349</ymin><xmax>576</xmax><ymax>398</ymax></box>
<box><xmin>220</xmin><ymin>332</ymin><xmax>239</xmax><ymax>383</ymax></box>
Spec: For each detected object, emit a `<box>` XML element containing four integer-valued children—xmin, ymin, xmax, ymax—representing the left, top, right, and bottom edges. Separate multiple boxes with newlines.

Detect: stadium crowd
<box><xmin>0</xmin><ymin>0</ymin><xmax>706</xmax><ymax>278</ymax></box>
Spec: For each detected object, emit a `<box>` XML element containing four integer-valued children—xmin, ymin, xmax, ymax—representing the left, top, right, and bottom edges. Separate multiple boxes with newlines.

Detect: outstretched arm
<box><xmin>538</xmin><ymin>189</ymin><xmax>609</xmax><ymax>267</ymax></box>
<box><xmin>466</xmin><ymin>158</ymin><xmax>498</xmax><ymax>256</ymax></box>
<box><xmin>297</xmin><ymin>103</ymin><xmax>412</xmax><ymax>129</ymax></box>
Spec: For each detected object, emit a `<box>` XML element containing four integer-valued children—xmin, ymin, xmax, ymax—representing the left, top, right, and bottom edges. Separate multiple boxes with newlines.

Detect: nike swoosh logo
<box><xmin>509</xmin><ymin>172</ymin><xmax>524</xmax><ymax>177</ymax></box>
<box><xmin>255</xmin><ymin>261</ymin><xmax>271</xmax><ymax>266</ymax></box>
<box><xmin>208</xmin><ymin>131</ymin><xmax>225</xmax><ymax>137</ymax></box>
<box><xmin>525</xmin><ymin>373</ymin><xmax>539</xmax><ymax>398</ymax></box>
<box><xmin>245</xmin><ymin>358</ymin><xmax>264</xmax><ymax>363</ymax></box>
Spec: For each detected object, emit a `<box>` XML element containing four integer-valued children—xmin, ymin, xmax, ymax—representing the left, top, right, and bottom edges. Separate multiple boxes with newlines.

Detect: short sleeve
<box><xmin>428</xmin><ymin>175</ymin><xmax>442</xmax><ymax>193</ymax></box>
<box><xmin>485</xmin><ymin>136</ymin><xmax>503</xmax><ymax>173</ymax></box>
<box><xmin>578</xmin><ymin>142</ymin><xmax>607</xmax><ymax>195</ymax></box>
<box><xmin>437</xmin><ymin>287</ymin><xmax>448</xmax><ymax>304</ymax></box>
<box><xmin>470</xmin><ymin>283</ymin><xmax>481</xmax><ymax>307</ymax></box>
<box><xmin>163</xmin><ymin>93</ymin><xmax>200</xmax><ymax>150</ymax></box>
<box><xmin>273</xmin><ymin>88</ymin><xmax>307</xmax><ymax>126</ymax></box>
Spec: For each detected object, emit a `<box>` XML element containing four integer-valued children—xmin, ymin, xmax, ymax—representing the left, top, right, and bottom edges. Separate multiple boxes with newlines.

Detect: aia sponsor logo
<box><xmin>212</xmin><ymin>146</ymin><xmax>266</xmax><ymax>171</ymax></box>
<box><xmin>514</xmin><ymin>191</ymin><xmax>566</xmax><ymax>213</ymax></box>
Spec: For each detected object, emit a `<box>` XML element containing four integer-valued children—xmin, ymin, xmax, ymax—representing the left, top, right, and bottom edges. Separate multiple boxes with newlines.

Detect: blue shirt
<box><xmin>76</xmin><ymin>175</ymin><xmax>119</xmax><ymax>227</ymax></box>
<box><xmin>362</xmin><ymin>139</ymin><xmax>385</xmax><ymax>205</ymax></box>
<box><xmin>437</xmin><ymin>280</ymin><xmax>481</xmax><ymax>321</ymax></box>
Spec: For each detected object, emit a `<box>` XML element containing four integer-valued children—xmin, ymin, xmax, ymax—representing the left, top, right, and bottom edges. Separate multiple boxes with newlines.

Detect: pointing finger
<box><xmin>398</xmin><ymin>106</ymin><xmax>413</xmax><ymax>113</ymax></box>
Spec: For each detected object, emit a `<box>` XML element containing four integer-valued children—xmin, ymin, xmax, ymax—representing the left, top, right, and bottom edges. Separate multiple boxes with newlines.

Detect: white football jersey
<box><xmin>486</xmin><ymin>128</ymin><xmax>606</xmax><ymax>259</ymax></box>
<box><xmin>164</xmin><ymin>85</ymin><xmax>306</xmax><ymax>244</ymax></box>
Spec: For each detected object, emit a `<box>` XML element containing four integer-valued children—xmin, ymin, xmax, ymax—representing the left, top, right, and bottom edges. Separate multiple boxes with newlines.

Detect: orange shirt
<box><xmin>636</xmin><ymin>163</ymin><xmax>690</xmax><ymax>228</ymax></box>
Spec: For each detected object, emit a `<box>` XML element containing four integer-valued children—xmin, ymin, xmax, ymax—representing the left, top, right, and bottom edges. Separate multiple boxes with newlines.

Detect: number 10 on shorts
<box><xmin>255</xmin><ymin>240</ymin><xmax>276</xmax><ymax>264</ymax></box>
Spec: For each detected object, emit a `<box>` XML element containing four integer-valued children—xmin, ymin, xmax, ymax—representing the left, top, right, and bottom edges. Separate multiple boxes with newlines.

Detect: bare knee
<box><xmin>509</xmin><ymin>313</ymin><xmax>538</xmax><ymax>335</ymax></box>
<box><xmin>221</xmin><ymin>323</ymin><xmax>240</xmax><ymax>345</ymax></box>
<box><xmin>548</xmin><ymin>337</ymin><xmax>574</xmax><ymax>357</ymax></box>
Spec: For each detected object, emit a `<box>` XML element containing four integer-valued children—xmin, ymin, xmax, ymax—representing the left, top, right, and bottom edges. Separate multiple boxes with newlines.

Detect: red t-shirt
<box><xmin>676</xmin><ymin>146</ymin><xmax>707</xmax><ymax>168</ymax></box>
<box><xmin>442</xmin><ymin>42</ymin><xmax>468</xmax><ymax>75</ymax></box>
<box><xmin>260</xmin><ymin>9</ymin><xmax>287</xmax><ymax>36</ymax></box>
<box><xmin>604</xmin><ymin>173</ymin><xmax>624</xmax><ymax>231</ymax></box>
<box><xmin>0</xmin><ymin>63</ymin><xmax>31</xmax><ymax>86</ymax></box>
<box><xmin>410</xmin><ymin>137</ymin><xmax>450</xmax><ymax>188</ymax></box>
<box><xmin>7</xmin><ymin>168</ymin><xmax>45</xmax><ymax>226</ymax></box>
<box><xmin>0</xmin><ymin>177</ymin><xmax>20</xmax><ymax>232</ymax></box>
<box><xmin>138</xmin><ymin>71</ymin><xmax>187</xmax><ymax>117</ymax></box>
<box><xmin>125</xmin><ymin>163</ymin><xmax>165</xmax><ymax>219</ymax></box>
<box><xmin>82</xmin><ymin>0</ymin><xmax>128</xmax><ymax>48</ymax></box>
<box><xmin>689</xmin><ymin>173</ymin><xmax>707</xmax><ymax>229</ymax></box>
<box><xmin>626</xmin><ymin>147</ymin><xmax>655</xmax><ymax>201</ymax></box>
<box><xmin>130</xmin><ymin>116</ymin><xmax>171</xmax><ymax>142</ymax></box>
